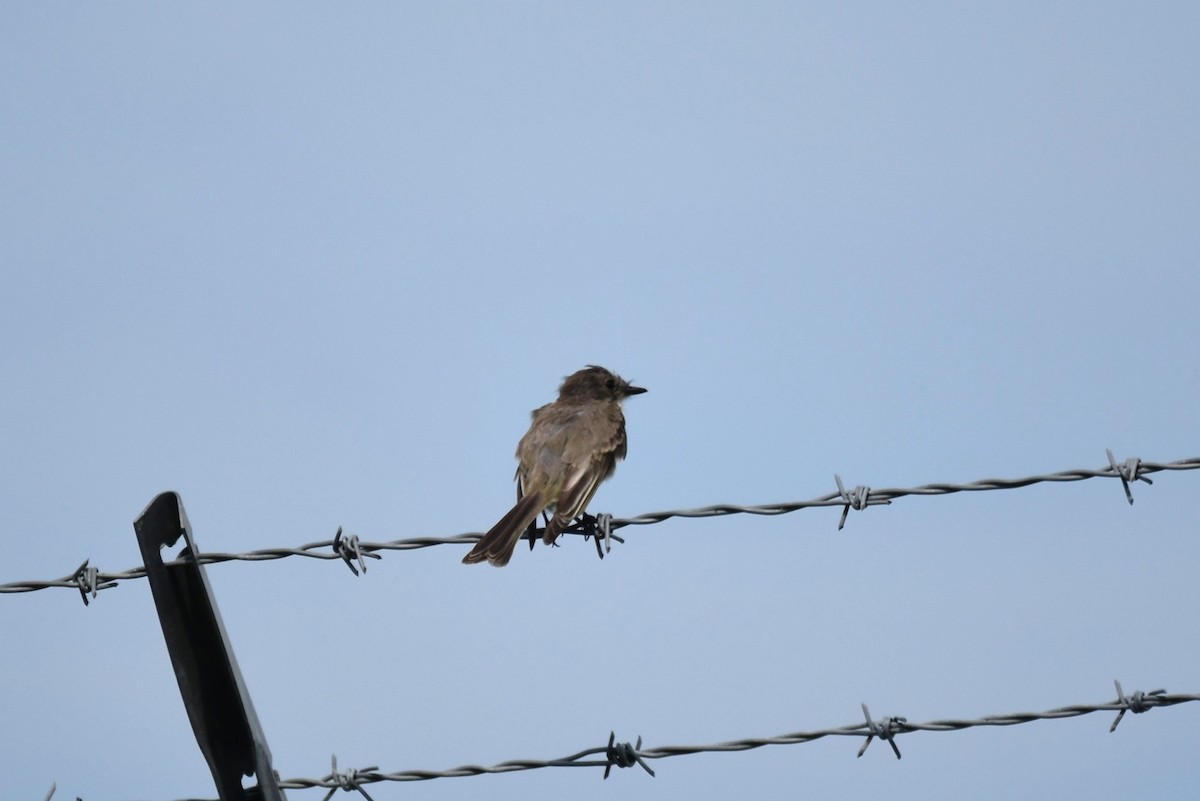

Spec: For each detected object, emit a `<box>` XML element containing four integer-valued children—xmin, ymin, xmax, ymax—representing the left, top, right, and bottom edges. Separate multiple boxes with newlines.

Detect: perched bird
<box><xmin>463</xmin><ymin>366</ymin><xmax>647</xmax><ymax>567</ymax></box>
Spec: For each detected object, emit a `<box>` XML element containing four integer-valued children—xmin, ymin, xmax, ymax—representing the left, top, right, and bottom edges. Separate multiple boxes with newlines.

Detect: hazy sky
<box><xmin>3</xmin><ymin>4</ymin><xmax>1198</xmax><ymax>800</ymax></box>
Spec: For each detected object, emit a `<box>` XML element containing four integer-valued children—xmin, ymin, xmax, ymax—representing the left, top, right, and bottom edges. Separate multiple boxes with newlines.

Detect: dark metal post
<box><xmin>134</xmin><ymin>492</ymin><xmax>285</xmax><ymax>801</ymax></box>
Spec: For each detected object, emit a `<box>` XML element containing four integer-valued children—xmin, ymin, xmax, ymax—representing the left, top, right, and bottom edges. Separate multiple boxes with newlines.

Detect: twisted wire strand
<box><xmin>3</xmin><ymin>453</ymin><xmax>1196</xmax><ymax>599</ymax></box>
<box><xmin>270</xmin><ymin>682</ymin><xmax>1196</xmax><ymax>794</ymax></box>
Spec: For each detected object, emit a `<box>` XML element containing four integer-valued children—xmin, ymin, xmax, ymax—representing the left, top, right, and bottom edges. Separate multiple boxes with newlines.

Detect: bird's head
<box><xmin>558</xmin><ymin>365</ymin><xmax>647</xmax><ymax>402</ymax></box>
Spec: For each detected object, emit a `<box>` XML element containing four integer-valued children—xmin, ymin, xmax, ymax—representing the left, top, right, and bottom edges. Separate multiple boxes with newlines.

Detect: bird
<box><xmin>463</xmin><ymin>365</ymin><xmax>646</xmax><ymax>566</ymax></box>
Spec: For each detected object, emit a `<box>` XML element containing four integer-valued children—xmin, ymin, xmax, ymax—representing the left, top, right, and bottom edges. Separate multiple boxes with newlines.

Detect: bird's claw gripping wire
<box><xmin>574</xmin><ymin>512</ymin><xmax>623</xmax><ymax>559</ymax></box>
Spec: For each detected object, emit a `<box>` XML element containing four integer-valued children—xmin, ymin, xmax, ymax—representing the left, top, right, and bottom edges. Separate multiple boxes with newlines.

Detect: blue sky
<box><xmin>2</xmin><ymin>3</ymin><xmax>1198</xmax><ymax>800</ymax></box>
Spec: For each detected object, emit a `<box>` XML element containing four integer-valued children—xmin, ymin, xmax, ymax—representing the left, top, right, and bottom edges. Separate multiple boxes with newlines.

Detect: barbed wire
<box><xmin>3</xmin><ymin>451</ymin><xmax>1197</xmax><ymax>603</ymax></box>
<box><xmin>265</xmin><ymin>680</ymin><xmax>1193</xmax><ymax>797</ymax></box>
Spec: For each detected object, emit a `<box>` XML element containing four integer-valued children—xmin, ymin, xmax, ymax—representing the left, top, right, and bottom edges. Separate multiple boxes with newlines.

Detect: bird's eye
<box><xmin>605</xmin><ymin>378</ymin><xmax>616</xmax><ymax>390</ymax></box>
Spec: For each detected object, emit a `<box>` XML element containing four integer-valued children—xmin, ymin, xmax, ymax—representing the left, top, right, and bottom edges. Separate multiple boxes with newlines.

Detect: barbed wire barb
<box><xmin>1106</xmin><ymin>449</ymin><xmax>1150</xmax><ymax>505</ymax></box>
<box><xmin>857</xmin><ymin>703</ymin><xmax>905</xmax><ymax>759</ymax></box>
<box><xmin>332</xmin><ymin>527</ymin><xmax>380</xmax><ymax>577</ymax></box>
<box><xmin>834</xmin><ymin>475</ymin><xmax>886</xmax><ymax>530</ymax></box>
<box><xmin>605</xmin><ymin>732</ymin><xmax>654</xmax><ymax>779</ymax></box>
<box><xmin>72</xmin><ymin>559</ymin><xmax>116</xmax><ymax>606</ymax></box>
<box><xmin>321</xmin><ymin>755</ymin><xmax>379</xmax><ymax>801</ymax></box>
<box><xmin>4</xmin><ymin>452</ymin><xmax>1199</xmax><ymax>599</ymax></box>
<box><xmin>594</xmin><ymin>512</ymin><xmax>615</xmax><ymax>558</ymax></box>
<box><xmin>1110</xmin><ymin>679</ymin><xmax>1166</xmax><ymax>732</ymax></box>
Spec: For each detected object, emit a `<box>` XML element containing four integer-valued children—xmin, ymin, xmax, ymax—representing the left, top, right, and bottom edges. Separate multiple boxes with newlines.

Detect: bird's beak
<box><xmin>624</xmin><ymin>384</ymin><xmax>648</xmax><ymax>396</ymax></box>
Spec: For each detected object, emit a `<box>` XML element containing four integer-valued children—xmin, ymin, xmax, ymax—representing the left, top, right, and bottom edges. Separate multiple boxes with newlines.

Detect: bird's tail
<box><xmin>462</xmin><ymin>492</ymin><xmax>545</xmax><ymax>567</ymax></box>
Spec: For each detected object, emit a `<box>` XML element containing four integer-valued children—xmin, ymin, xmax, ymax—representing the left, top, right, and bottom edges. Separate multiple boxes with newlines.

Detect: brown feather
<box><xmin>462</xmin><ymin>491</ymin><xmax>544</xmax><ymax>567</ymax></box>
<box><xmin>465</xmin><ymin>366</ymin><xmax>645</xmax><ymax>566</ymax></box>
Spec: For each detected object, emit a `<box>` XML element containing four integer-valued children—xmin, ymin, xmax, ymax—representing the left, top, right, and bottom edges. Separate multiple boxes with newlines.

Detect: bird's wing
<box><xmin>553</xmin><ymin>404</ymin><xmax>627</xmax><ymax>519</ymax></box>
<box><xmin>554</xmin><ymin>455</ymin><xmax>611</xmax><ymax>521</ymax></box>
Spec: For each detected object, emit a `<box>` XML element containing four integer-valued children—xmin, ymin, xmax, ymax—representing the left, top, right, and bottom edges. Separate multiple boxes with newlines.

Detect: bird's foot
<box><xmin>576</xmin><ymin>513</ymin><xmax>608</xmax><ymax>559</ymax></box>
<box><xmin>523</xmin><ymin>520</ymin><xmax>540</xmax><ymax>551</ymax></box>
